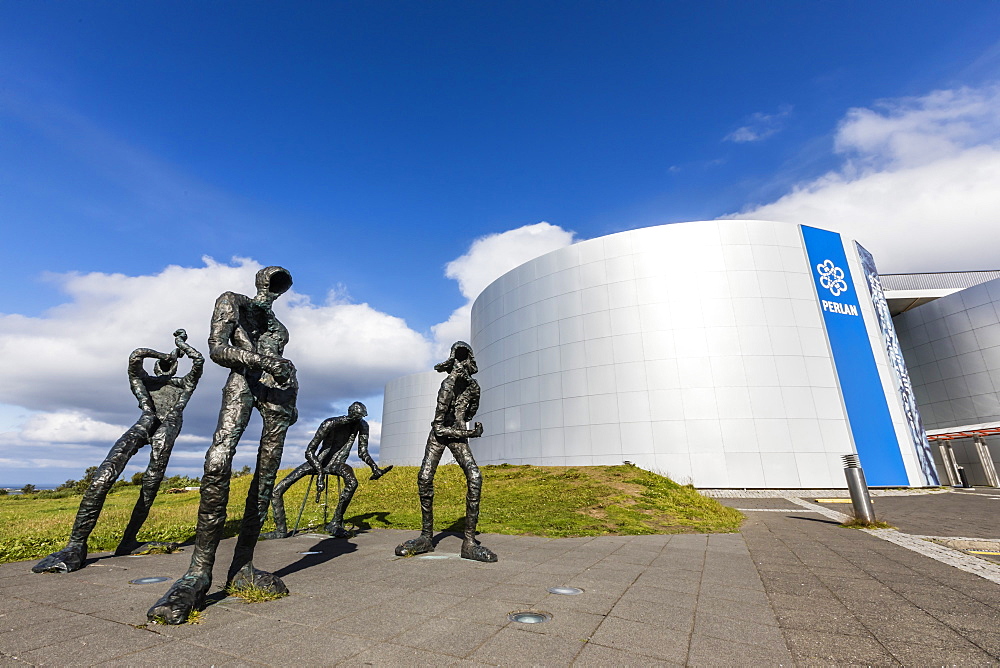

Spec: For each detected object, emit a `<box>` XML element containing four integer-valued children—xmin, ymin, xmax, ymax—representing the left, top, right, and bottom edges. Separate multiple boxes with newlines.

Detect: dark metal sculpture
<box><xmin>148</xmin><ymin>266</ymin><xmax>297</xmax><ymax>624</ymax></box>
<box><xmin>32</xmin><ymin>330</ymin><xmax>204</xmax><ymax>574</ymax></box>
<box><xmin>395</xmin><ymin>341</ymin><xmax>496</xmax><ymax>562</ymax></box>
<box><xmin>261</xmin><ymin>401</ymin><xmax>393</xmax><ymax>539</ymax></box>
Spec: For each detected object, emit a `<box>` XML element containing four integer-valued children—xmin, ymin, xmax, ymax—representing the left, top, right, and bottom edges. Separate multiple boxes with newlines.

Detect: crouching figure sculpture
<box><xmin>33</xmin><ymin>329</ymin><xmax>203</xmax><ymax>573</ymax></box>
<box><xmin>395</xmin><ymin>341</ymin><xmax>496</xmax><ymax>562</ymax></box>
<box><xmin>262</xmin><ymin>401</ymin><xmax>393</xmax><ymax>539</ymax></box>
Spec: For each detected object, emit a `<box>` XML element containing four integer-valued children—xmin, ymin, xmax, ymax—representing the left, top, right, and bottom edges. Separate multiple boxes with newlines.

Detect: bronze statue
<box><xmin>395</xmin><ymin>341</ymin><xmax>496</xmax><ymax>562</ymax></box>
<box><xmin>148</xmin><ymin>266</ymin><xmax>297</xmax><ymax>624</ymax></box>
<box><xmin>33</xmin><ymin>329</ymin><xmax>203</xmax><ymax>573</ymax></box>
<box><xmin>262</xmin><ymin>401</ymin><xmax>392</xmax><ymax>539</ymax></box>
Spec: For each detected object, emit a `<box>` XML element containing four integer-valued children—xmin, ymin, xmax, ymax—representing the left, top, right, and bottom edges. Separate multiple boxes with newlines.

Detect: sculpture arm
<box><xmin>170</xmin><ymin>330</ymin><xmax>205</xmax><ymax>389</ymax></box>
<box><xmin>127</xmin><ymin>348</ymin><xmax>171</xmax><ymax>414</ymax></box>
<box><xmin>305</xmin><ymin>419</ymin><xmax>336</xmax><ymax>476</ymax></box>
<box><xmin>207</xmin><ymin>292</ymin><xmax>290</xmax><ymax>379</ymax></box>
<box><xmin>356</xmin><ymin>420</ymin><xmax>379</xmax><ymax>470</ymax></box>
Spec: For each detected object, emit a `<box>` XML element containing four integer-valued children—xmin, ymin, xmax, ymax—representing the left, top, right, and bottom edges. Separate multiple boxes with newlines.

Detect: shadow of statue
<box><xmin>344</xmin><ymin>511</ymin><xmax>392</xmax><ymax>530</ymax></box>
<box><xmin>273</xmin><ymin>536</ymin><xmax>359</xmax><ymax>578</ymax></box>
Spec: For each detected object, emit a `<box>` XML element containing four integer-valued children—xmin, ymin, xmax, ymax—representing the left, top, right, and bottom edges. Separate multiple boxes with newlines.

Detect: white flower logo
<box><xmin>817</xmin><ymin>259</ymin><xmax>848</xmax><ymax>296</ymax></box>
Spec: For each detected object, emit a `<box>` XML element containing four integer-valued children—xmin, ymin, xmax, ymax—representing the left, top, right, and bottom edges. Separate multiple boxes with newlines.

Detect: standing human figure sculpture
<box><xmin>262</xmin><ymin>401</ymin><xmax>393</xmax><ymax>539</ymax></box>
<box><xmin>148</xmin><ymin>266</ymin><xmax>298</xmax><ymax>624</ymax></box>
<box><xmin>395</xmin><ymin>341</ymin><xmax>496</xmax><ymax>562</ymax></box>
<box><xmin>33</xmin><ymin>329</ymin><xmax>203</xmax><ymax>574</ymax></box>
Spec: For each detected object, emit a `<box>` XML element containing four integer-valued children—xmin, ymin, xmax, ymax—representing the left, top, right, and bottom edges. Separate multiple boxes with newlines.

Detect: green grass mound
<box><xmin>0</xmin><ymin>464</ymin><xmax>742</xmax><ymax>564</ymax></box>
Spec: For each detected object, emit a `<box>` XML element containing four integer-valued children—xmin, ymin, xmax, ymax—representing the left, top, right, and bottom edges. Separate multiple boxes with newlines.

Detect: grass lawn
<box><xmin>0</xmin><ymin>464</ymin><xmax>742</xmax><ymax>564</ymax></box>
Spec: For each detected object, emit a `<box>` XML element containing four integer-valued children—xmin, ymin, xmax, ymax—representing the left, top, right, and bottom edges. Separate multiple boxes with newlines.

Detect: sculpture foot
<box><xmin>147</xmin><ymin>573</ymin><xmax>210</xmax><ymax>624</ymax></box>
<box><xmin>461</xmin><ymin>539</ymin><xmax>497</xmax><ymax>563</ymax></box>
<box><xmin>228</xmin><ymin>565</ymin><xmax>289</xmax><ymax>596</ymax></box>
<box><xmin>394</xmin><ymin>535</ymin><xmax>433</xmax><ymax>557</ymax></box>
<box><xmin>324</xmin><ymin>523</ymin><xmax>352</xmax><ymax>538</ymax></box>
<box><xmin>32</xmin><ymin>543</ymin><xmax>87</xmax><ymax>573</ymax></box>
<box><xmin>259</xmin><ymin>530</ymin><xmax>291</xmax><ymax>540</ymax></box>
<box><xmin>370</xmin><ymin>465</ymin><xmax>393</xmax><ymax>481</ymax></box>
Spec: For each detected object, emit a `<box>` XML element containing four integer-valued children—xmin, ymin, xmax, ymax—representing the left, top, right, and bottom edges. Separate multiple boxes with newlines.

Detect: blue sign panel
<box><xmin>801</xmin><ymin>225</ymin><xmax>909</xmax><ymax>485</ymax></box>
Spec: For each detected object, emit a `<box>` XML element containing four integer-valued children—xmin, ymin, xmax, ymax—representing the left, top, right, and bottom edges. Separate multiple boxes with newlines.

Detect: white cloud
<box><xmin>725</xmin><ymin>106</ymin><xmax>793</xmax><ymax>143</ymax></box>
<box><xmin>0</xmin><ymin>258</ymin><xmax>432</xmax><ymax>481</ymax></box>
<box><xmin>728</xmin><ymin>85</ymin><xmax>1000</xmax><ymax>272</ymax></box>
<box><xmin>431</xmin><ymin>222</ymin><xmax>576</xmax><ymax>355</ymax></box>
<box><xmin>20</xmin><ymin>411</ymin><xmax>127</xmax><ymax>444</ymax></box>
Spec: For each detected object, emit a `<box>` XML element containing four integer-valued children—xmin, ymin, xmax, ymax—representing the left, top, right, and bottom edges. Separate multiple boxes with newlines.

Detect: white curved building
<box><xmin>378</xmin><ymin>370</ymin><xmax>441</xmax><ymax>466</ymax></box>
<box><xmin>383</xmin><ymin>220</ymin><xmax>938</xmax><ymax>488</ymax></box>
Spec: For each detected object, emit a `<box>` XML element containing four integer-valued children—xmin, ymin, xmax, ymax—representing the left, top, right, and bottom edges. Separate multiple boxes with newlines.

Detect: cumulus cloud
<box><xmin>0</xmin><ymin>257</ymin><xmax>431</xmax><ymax>481</ymax></box>
<box><xmin>725</xmin><ymin>106</ymin><xmax>793</xmax><ymax>143</ymax></box>
<box><xmin>430</xmin><ymin>222</ymin><xmax>576</xmax><ymax>355</ymax></box>
<box><xmin>728</xmin><ymin>85</ymin><xmax>1000</xmax><ymax>272</ymax></box>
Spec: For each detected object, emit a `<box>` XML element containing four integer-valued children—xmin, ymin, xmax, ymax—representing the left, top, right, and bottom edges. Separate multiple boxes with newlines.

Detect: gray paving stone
<box><xmin>609</xmin><ymin>597</ymin><xmax>695</xmax><ymax>634</ymax></box>
<box><xmin>332</xmin><ymin>605</ymin><xmax>426</xmax><ymax>641</ymax></box>
<box><xmin>573</xmin><ymin>641</ymin><xmax>681</xmax><ymax>666</ymax></box>
<box><xmin>16</xmin><ymin>624</ymin><xmax>167</xmax><ymax>666</ymax></box>
<box><xmin>478</xmin><ymin>582</ymin><xmax>549</xmax><ymax>605</ymax></box>
<box><xmin>469</xmin><ymin>626</ymin><xmax>586</xmax><ymax>666</ymax></box>
<box><xmin>241</xmin><ymin>628</ymin><xmax>369</xmax><ymax>665</ymax></box>
<box><xmin>96</xmin><ymin>638</ymin><xmax>240</xmax><ymax>666</ymax></box>
<box><xmin>531</xmin><ymin>591</ymin><xmax>618</xmax><ymax>617</ymax></box>
<box><xmin>693</xmin><ymin>592</ymin><xmax>777</xmax><ymax>624</ymax></box>
<box><xmin>698</xmin><ymin>586</ymin><xmax>770</xmax><ymax>608</ymax></box>
<box><xmin>883</xmin><ymin>638</ymin><xmax>999</xmax><ymax>664</ymax></box>
<box><xmin>0</xmin><ymin>610</ymin><xmax>109</xmax><ymax>655</ymax></box>
<box><xmin>692</xmin><ymin>611</ymin><xmax>785</xmax><ymax>649</ymax></box>
<box><xmin>782</xmin><ymin>628</ymin><xmax>900</xmax><ymax>665</ymax></box>
<box><xmin>339</xmin><ymin>641</ymin><xmax>462</xmax><ymax>666</ymax></box>
<box><xmin>394</xmin><ymin>617</ymin><xmax>503</xmax><ymax>658</ymax></box>
<box><xmin>388</xmin><ymin>590</ymin><xmax>466</xmax><ymax>616</ymax></box>
<box><xmin>686</xmin><ymin>633</ymin><xmax>794</xmax><ymax>666</ymax></box>
<box><xmin>512</xmin><ymin>609</ymin><xmax>605</xmax><ymax>642</ymax></box>
<box><xmin>587</xmin><ymin>616</ymin><xmax>690</xmax><ymax>664</ymax></box>
<box><xmin>184</xmin><ymin>614</ymin><xmax>307</xmax><ymax>654</ymax></box>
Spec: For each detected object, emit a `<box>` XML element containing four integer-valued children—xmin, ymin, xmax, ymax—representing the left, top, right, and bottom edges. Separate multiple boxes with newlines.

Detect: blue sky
<box><xmin>3</xmin><ymin>1</ymin><xmax>1000</xmax><ymax>483</ymax></box>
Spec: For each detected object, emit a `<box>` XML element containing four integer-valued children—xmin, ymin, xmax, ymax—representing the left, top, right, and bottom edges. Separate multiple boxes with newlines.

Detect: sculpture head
<box><xmin>434</xmin><ymin>341</ymin><xmax>478</xmax><ymax>375</ymax></box>
<box><xmin>348</xmin><ymin>401</ymin><xmax>368</xmax><ymax>419</ymax></box>
<box><xmin>253</xmin><ymin>266</ymin><xmax>293</xmax><ymax>305</ymax></box>
<box><xmin>153</xmin><ymin>352</ymin><xmax>179</xmax><ymax>377</ymax></box>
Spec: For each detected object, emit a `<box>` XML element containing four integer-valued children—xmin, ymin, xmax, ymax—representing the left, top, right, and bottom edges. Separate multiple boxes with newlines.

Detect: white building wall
<box><xmin>378</xmin><ymin>370</ymin><xmax>440</xmax><ymax>466</ymax></box>
<box><xmin>468</xmin><ymin>220</ymin><xmax>860</xmax><ymax>488</ymax></box>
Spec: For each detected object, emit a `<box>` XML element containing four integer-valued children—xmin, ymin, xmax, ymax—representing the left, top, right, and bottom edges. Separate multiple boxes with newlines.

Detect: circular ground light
<box><xmin>128</xmin><ymin>576</ymin><xmax>171</xmax><ymax>585</ymax></box>
<box><xmin>508</xmin><ymin>611</ymin><xmax>552</xmax><ymax>624</ymax></box>
<box><xmin>547</xmin><ymin>586</ymin><xmax>584</xmax><ymax>595</ymax></box>
<box><xmin>297</xmin><ymin>551</ymin><xmax>322</xmax><ymax>555</ymax></box>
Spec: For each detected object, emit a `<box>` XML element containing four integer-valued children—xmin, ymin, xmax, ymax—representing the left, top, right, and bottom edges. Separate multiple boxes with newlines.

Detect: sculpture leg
<box><xmin>324</xmin><ymin>464</ymin><xmax>357</xmax><ymax>537</ymax></box>
<box><xmin>226</xmin><ymin>405</ymin><xmax>292</xmax><ymax>594</ymax></box>
<box><xmin>116</xmin><ymin>413</ymin><xmax>181</xmax><ymax>555</ymax></box>
<box><xmin>33</xmin><ymin>413</ymin><xmax>156</xmax><ymax>573</ymax></box>
<box><xmin>394</xmin><ymin>440</ymin><xmax>444</xmax><ymax>556</ymax></box>
<box><xmin>148</xmin><ymin>378</ymin><xmax>252</xmax><ymax>624</ymax></box>
<box><xmin>260</xmin><ymin>461</ymin><xmax>312</xmax><ymax>539</ymax></box>
<box><xmin>452</xmin><ymin>442</ymin><xmax>496</xmax><ymax>563</ymax></box>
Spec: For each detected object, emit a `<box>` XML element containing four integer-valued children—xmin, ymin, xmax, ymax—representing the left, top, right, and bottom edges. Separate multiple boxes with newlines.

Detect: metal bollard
<box><xmin>842</xmin><ymin>454</ymin><xmax>876</xmax><ymax>524</ymax></box>
<box><xmin>957</xmin><ymin>466</ymin><xmax>973</xmax><ymax>489</ymax></box>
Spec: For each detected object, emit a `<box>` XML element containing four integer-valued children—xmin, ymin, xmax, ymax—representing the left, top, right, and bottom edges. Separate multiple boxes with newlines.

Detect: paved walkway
<box><xmin>1</xmin><ymin>489</ymin><xmax>999</xmax><ymax>666</ymax></box>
